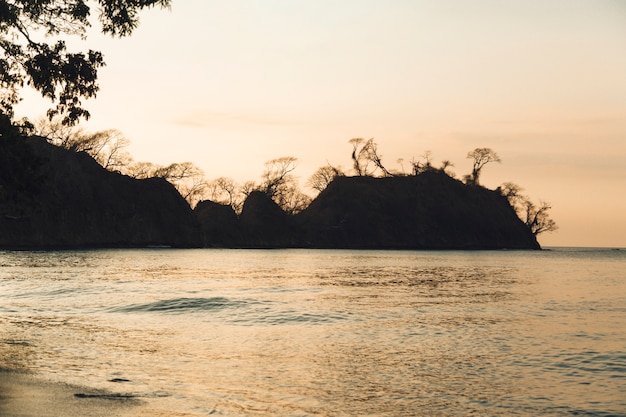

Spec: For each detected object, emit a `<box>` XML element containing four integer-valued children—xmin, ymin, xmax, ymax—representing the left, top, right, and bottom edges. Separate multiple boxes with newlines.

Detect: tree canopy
<box><xmin>465</xmin><ymin>147</ymin><xmax>501</xmax><ymax>185</ymax></box>
<box><xmin>0</xmin><ymin>0</ymin><xmax>171</xmax><ymax>126</ymax></box>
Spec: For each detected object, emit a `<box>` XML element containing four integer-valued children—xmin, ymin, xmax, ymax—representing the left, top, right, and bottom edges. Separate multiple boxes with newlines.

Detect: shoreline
<box><xmin>0</xmin><ymin>370</ymin><xmax>142</xmax><ymax>417</ymax></box>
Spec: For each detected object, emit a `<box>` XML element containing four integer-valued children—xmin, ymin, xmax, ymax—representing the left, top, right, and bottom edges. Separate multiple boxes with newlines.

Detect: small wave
<box><xmin>111</xmin><ymin>297</ymin><xmax>255</xmax><ymax>314</ymax></box>
<box><xmin>232</xmin><ymin>309</ymin><xmax>349</xmax><ymax>326</ymax></box>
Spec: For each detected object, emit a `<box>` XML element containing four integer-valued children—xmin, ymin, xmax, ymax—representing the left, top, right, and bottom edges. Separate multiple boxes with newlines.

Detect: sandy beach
<box><xmin>0</xmin><ymin>370</ymin><xmax>142</xmax><ymax>417</ymax></box>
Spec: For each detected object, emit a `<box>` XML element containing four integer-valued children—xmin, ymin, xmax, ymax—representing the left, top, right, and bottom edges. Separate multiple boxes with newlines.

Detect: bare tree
<box><xmin>36</xmin><ymin>118</ymin><xmax>132</xmax><ymax>172</ymax></box>
<box><xmin>499</xmin><ymin>182</ymin><xmax>524</xmax><ymax>203</ymax></box>
<box><xmin>152</xmin><ymin>162</ymin><xmax>208</xmax><ymax>208</ymax></box>
<box><xmin>93</xmin><ymin>130</ymin><xmax>132</xmax><ymax>171</ymax></box>
<box><xmin>362</xmin><ymin>139</ymin><xmax>392</xmax><ymax>177</ymax></box>
<box><xmin>278</xmin><ymin>187</ymin><xmax>312</xmax><ymax>215</ymax></box>
<box><xmin>127</xmin><ymin>161</ymin><xmax>208</xmax><ymax>208</ymax></box>
<box><xmin>257</xmin><ymin>156</ymin><xmax>312</xmax><ymax>214</ymax></box>
<box><xmin>125</xmin><ymin>161</ymin><xmax>160</xmax><ymax>179</ymax></box>
<box><xmin>205</xmin><ymin>177</ymin><xmax>249</xmax><ymax>213</ymax></box>
<box><xmin>499</xmin><ymin>182</ymin><xmax>558</xmax><ymax>236</ymax></box>
<box><xmin>410</xmin><ymin>151</ymin><xmax>435</xmax><ymax>175</ymax></box>
<box><xmin>34</xmin><ymin>117</ymin><xmax>80</xmax><ymax>147</ymax></box>
<box><xmin>522</xmin><ymin>200</ymin><xmax>558</xmax><ymax>236</ymax></box>
<box><xmin>439</xmin><ymin>160</ymin><xmax>455</xmax><ymax>177</ymax></box>
<box><xmin>261</xmin><ymin>156</ymin><xmax>298</xmax><ymax>197</ymax></box>
<box><xmin>466</xmin><ymin>148</ymin><xmax>501</xmax><ymax>185</ymax></box>
<box><xmin>349</xmin><ymin>138</ymin><xmax>369</xmax><ymax>176</ymax></box>
<box><xmin>206</xmin><ymin>177</ymin><xmax>237</xmax><ymax>206</ymax></box>
<box><xmin>240</xmin><ymin>181</ymin><xmax>258</xmax><ymax>198</ymax></box>
<box><xmin>307</xmin><ymin>164</ymin><xmax>344</xmax><ymax>193</ymax></box>
<box><xmin>348</xmin><ymin>138</ymin><xmax>390</xmax><ymax>177</ymax></box>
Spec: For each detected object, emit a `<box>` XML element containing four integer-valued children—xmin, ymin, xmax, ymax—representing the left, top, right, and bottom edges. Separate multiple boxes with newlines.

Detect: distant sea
<box><xmin>1</xmin><ymin>248</ymin><xmax>625</xmax><ymax>416</ymax></box>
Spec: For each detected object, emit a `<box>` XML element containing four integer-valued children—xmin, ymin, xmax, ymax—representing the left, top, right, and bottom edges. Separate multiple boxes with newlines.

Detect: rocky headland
<box><xmin>1</xmin><ymin>134</ymin><xmax>540</xmax><ymax>250</ymax></box>
<box><xmin>0</xmin><ymin>135</ymin><xmax>202</xmax><ymax>248</ymax></box>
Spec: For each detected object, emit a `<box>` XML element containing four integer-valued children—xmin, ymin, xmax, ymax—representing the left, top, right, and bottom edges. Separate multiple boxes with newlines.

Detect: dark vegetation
<box><xmin>1</xmin><ymin>118</ymin><xmax>555</xmax><ymax>249</ymax></box>
<box><xmin>0</xmin><ymin>0</ymin><xmax>555</xmax><ymax>249</ymax></box>
<box><xmin>0</xmin><ymin>123</ymin><xmax>556</xmax><ymax>249</ymax></box>
<box><xmin>0</xmin><ymin>131</ymin><xmax>202</xmax><ymax>248</ymax></box>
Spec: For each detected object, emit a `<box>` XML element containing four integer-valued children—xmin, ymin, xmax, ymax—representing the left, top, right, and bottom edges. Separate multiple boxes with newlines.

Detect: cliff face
<box><xmin>296</xmin><ymin>173</ymin><xmax>540</xmax><ymax>249</ymax></box>
<box><xmin>0</xmin><ymin>135</ymin><xmax>203</xmax><ymax>248</ymax></box>
<box><xmin>1</xmin><ymin>135</ymin><xmax>539</xmax><ymax>250</ymax></box>
<box><xmin>196</xmin><ymin>172</ymin><xmax>540</xmax><ymax>250</ymax></box>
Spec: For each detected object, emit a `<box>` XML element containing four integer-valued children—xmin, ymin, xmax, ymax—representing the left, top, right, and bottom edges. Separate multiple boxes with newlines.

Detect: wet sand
<box><xmin>0</xmin><ymin>371</ymin><xmax>142</xmax><ymax>417</ymax></box>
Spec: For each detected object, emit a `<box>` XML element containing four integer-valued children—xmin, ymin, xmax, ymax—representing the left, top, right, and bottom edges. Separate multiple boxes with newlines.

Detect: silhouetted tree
<box><xmin>206</xmin><ymin>177</ymin><xmax>237</xmax><ymax>206</ymax></box>
<box><xmin>152</xmin><ymin>162</ymin><xmax>208</xmax><ymax>208</ymax></box>
<box><xmin>349</xmin><ymin>138</ymin><xmax>391</xmax><ymax>177</ymax></box>
<box><xmin>205</xmin><ymin>176</ymin><xmax>250</xmax><ymax>213</ymax></box>
<box><xmin>240</xmin><ymin>180</ymin><xmax>257</xmax><ymax>199</ymax></box>
<box><xmin>125</xmin><ymin>161</ymin><xmax>158</xmax><ymax>179</ymax></box>
<box><xmin>36</xmin><ymin>118</ymin><xmax>132</xmax><ymax>171</ymax></box>
<box><xmin>349</xmin><ymin>138</ymin><xmax>370</xmax><ymax>176</ymax></box>
<box><xmin>363</xmin><ymin>139</ymin><xmax>392</xmax><ymax>177</ymax></box>
<box><xmin>259</xmin><ymin>156</ymin><xmax>310</xmax><ymax>214</ymax></box>
<box><xmin>522</xmin><ymin>199</ymin><xmax>558</xmax><ymax>236</ymax></box>
<box><xmin>498</xmin><ymin>182</ymin><xmax>524</xmax><ymax>204</ymax></box>
<box><xmin>465</xmin><ymin>148</ymin><xmax>501</xmax><ymax>185</ymax></box>
<box><xmin>261</xmin><ymin>156</ymin><xmax>297</xmax><ymax>196</ymax></box>
<box><xmin>410</xmin><ymin>151</ymin><xmax>435</xmax><ymax>175</ymax></box>
<box><xmin>1</xmin><ymin>0</ymin><xmax>171</xmax><ymax>125</ymax></box>
<box><xmin>498</xmin><ymin>182</ymin><xmax>558</xmax><ymax>236</ymax></box>
<box><xmin>127</xmin><ymin>161</ymin><xmax>208</xmax><ymax>208</ymax></box>
<box><xmin>439</xmin><ymin>160</ymin><xmax>455</xmax><ymax>177</ymax></box>
<box><xmin>307</xmin><ymin>164</ymin><xmax>344</xmax><ymax>193</ymax></box>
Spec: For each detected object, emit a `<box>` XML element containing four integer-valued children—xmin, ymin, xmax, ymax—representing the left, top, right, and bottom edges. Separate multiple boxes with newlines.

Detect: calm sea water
<box><xmin>1</xmin><ymin>248</ymin><xmax>625</xmax><ymax>416</ymax></box>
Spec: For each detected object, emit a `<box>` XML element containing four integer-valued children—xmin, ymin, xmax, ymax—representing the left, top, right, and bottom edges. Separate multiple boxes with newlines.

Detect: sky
<box><xmin>15</xmin><ymin>0</ymin><xmax>626</xmax><ymax>248</ymax></box>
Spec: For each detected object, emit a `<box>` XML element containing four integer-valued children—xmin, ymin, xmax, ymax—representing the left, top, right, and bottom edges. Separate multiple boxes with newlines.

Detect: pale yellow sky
<box><xmin>15</xmin><ymin>0</ymin><xmax>626</xmax><ymax>248</ymax></box>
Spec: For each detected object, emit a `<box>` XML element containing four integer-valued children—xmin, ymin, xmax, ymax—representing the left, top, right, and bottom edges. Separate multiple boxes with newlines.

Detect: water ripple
<box><xmin>110</xmin><ymin>297</ymin><xmax>256</xmax><ymax>314</ymax></box>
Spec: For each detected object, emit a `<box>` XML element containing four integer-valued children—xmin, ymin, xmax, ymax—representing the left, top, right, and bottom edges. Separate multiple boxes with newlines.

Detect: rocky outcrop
<box><xmin>196</xmin><ymin>172</ymin><xmax>540</xmax><ymax>250</ymax></box>
<box><xmin>237</xmin><ymin>191</ymin><xmax>300</xmax><ymax>248</ymax></box>
<box><xmin>0</xmin><ymin>135</ymin><xmax>202</xmax><ymax>248</ymax></box>
<box><xmin>296</xmin><ymin>173</ymin><xmax>540</xmax><ymax>249</ymax></box>
<box><xmin>1</xmin><ymin>133</ymin><xmax>540</xmax><ymax>250</ymax></box>
<box><xmin>195</xmin><ymin>200</ymin><xmax>241</xmax><ymax>247</ymax></box>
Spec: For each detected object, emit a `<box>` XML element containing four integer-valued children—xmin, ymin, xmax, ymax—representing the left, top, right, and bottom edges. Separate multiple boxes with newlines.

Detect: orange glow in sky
<box><xmin>15</xmin><ymin>1</ymin><xmax>626</xmax><ymax>248</ymax></box>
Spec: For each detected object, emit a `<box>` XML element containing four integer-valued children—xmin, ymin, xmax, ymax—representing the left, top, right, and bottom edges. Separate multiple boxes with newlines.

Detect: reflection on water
<box><xmin>1</xmin><ymin>248</ymin><xmax>625</xmax><ymax>416</ymax></box>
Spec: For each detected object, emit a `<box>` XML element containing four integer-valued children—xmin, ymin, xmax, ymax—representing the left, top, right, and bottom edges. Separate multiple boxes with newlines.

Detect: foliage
<box><xmin>522</xmin><ymin>199</ymin><xmax>558</xmax><ymax>236</ymax></box>
<box><xmin>128</xmin><ymin>161</ymin><xmax>208</xmax><ymax>208</ymax></box>
<box><xmin>465</xmin><ymin>148</ymin><xmax>501</xmax><ymax>185</ymax></box>
<box><xmin>206</xmin><ymin>177</ymin><xmax>237</xmax><ymax>207</ymax></box>
<box><xmin>35</xmin><ymin>117</ymin><xmax>131</xmax><ymax>171</ymax></box>
<box><xmin>1</xmin><ymin>0</ymin><xmax>170</xmax><ymax>125</ymax></box>
<box><xmin>259</xmin><ymin>156</ymin><xmax>310</xmax><ymax>214</ymax></box>
<box><xmin>36</xmin><ymin>119</ymin><xmax>208</xmax><ymax>207</ymax></box>
<box><xmin>306</xmin><ymin>164</ymin><xmax>344</xmax><ymax>193</ymax></box>
<box><xmin>499</xmin><ymin>182</ymin><xmax>558</xmax><ymax>236</ymax></box>
<box><xmin>348</xmin><ymin>138</ymin><xmax>391</xmax><ymax>177</ymax></box>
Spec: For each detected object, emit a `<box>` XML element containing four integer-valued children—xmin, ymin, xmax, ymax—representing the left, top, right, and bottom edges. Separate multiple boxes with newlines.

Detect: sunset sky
<box><xmin>15</xmin><ymin>0</ymin><xmax>626</xmax><ymax>248</ymax></box>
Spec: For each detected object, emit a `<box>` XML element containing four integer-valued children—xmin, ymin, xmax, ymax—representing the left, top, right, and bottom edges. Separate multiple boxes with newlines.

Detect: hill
<box><xmin>1</xmin><ymin>134</ymin><xmax>540</xmax><ymax>250</ymax></box>
<box><xmin>197</xmin><ymin>172</ymin><xmax>540</xmax><ymax>250</ymax></box>
<box><xmin>0</xmin><ymin>135</ymin><xmax>202</xmax><ymax>248</ymax></box>
<box><xmin>295</xmin><ymin>173</ymin><xmax>540</xmax><ymax>249</ymax></box>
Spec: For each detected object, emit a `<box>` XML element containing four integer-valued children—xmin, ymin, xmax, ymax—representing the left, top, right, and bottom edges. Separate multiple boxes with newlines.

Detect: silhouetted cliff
<box><xmin>2</xmin><ymin>134</ymin><xmax>539</xmax><ymax>250</ymax></box>
<box><xmin>196</xmin><ymin>172</ymin><xmax>540</xmax><ymax>250</ymax></box>
<box><xmin>0</xmin><ymin>135</ymin><xmax>203</xmax><ymax>248</ymax></box>
<box><xmin>195</xmin><ymin>200</ymin><xmax>241</xmax><ymax>247</ymax></box>
<box><xmin>296</xmin><ymin>173</ymin><xmax>540</xmax><ymax>249</ymax></box>
<box><xmin>237</xmin><ymin>191</ymin><xmax>300</xmax><ymax>248</ymax></box>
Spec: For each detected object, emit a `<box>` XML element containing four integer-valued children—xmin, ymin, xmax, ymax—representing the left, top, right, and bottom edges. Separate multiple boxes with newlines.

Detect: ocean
<box><xmin>1</xmin><ymin>248</ymin><xmax>625</xmax><ymax>416</ymax></box>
